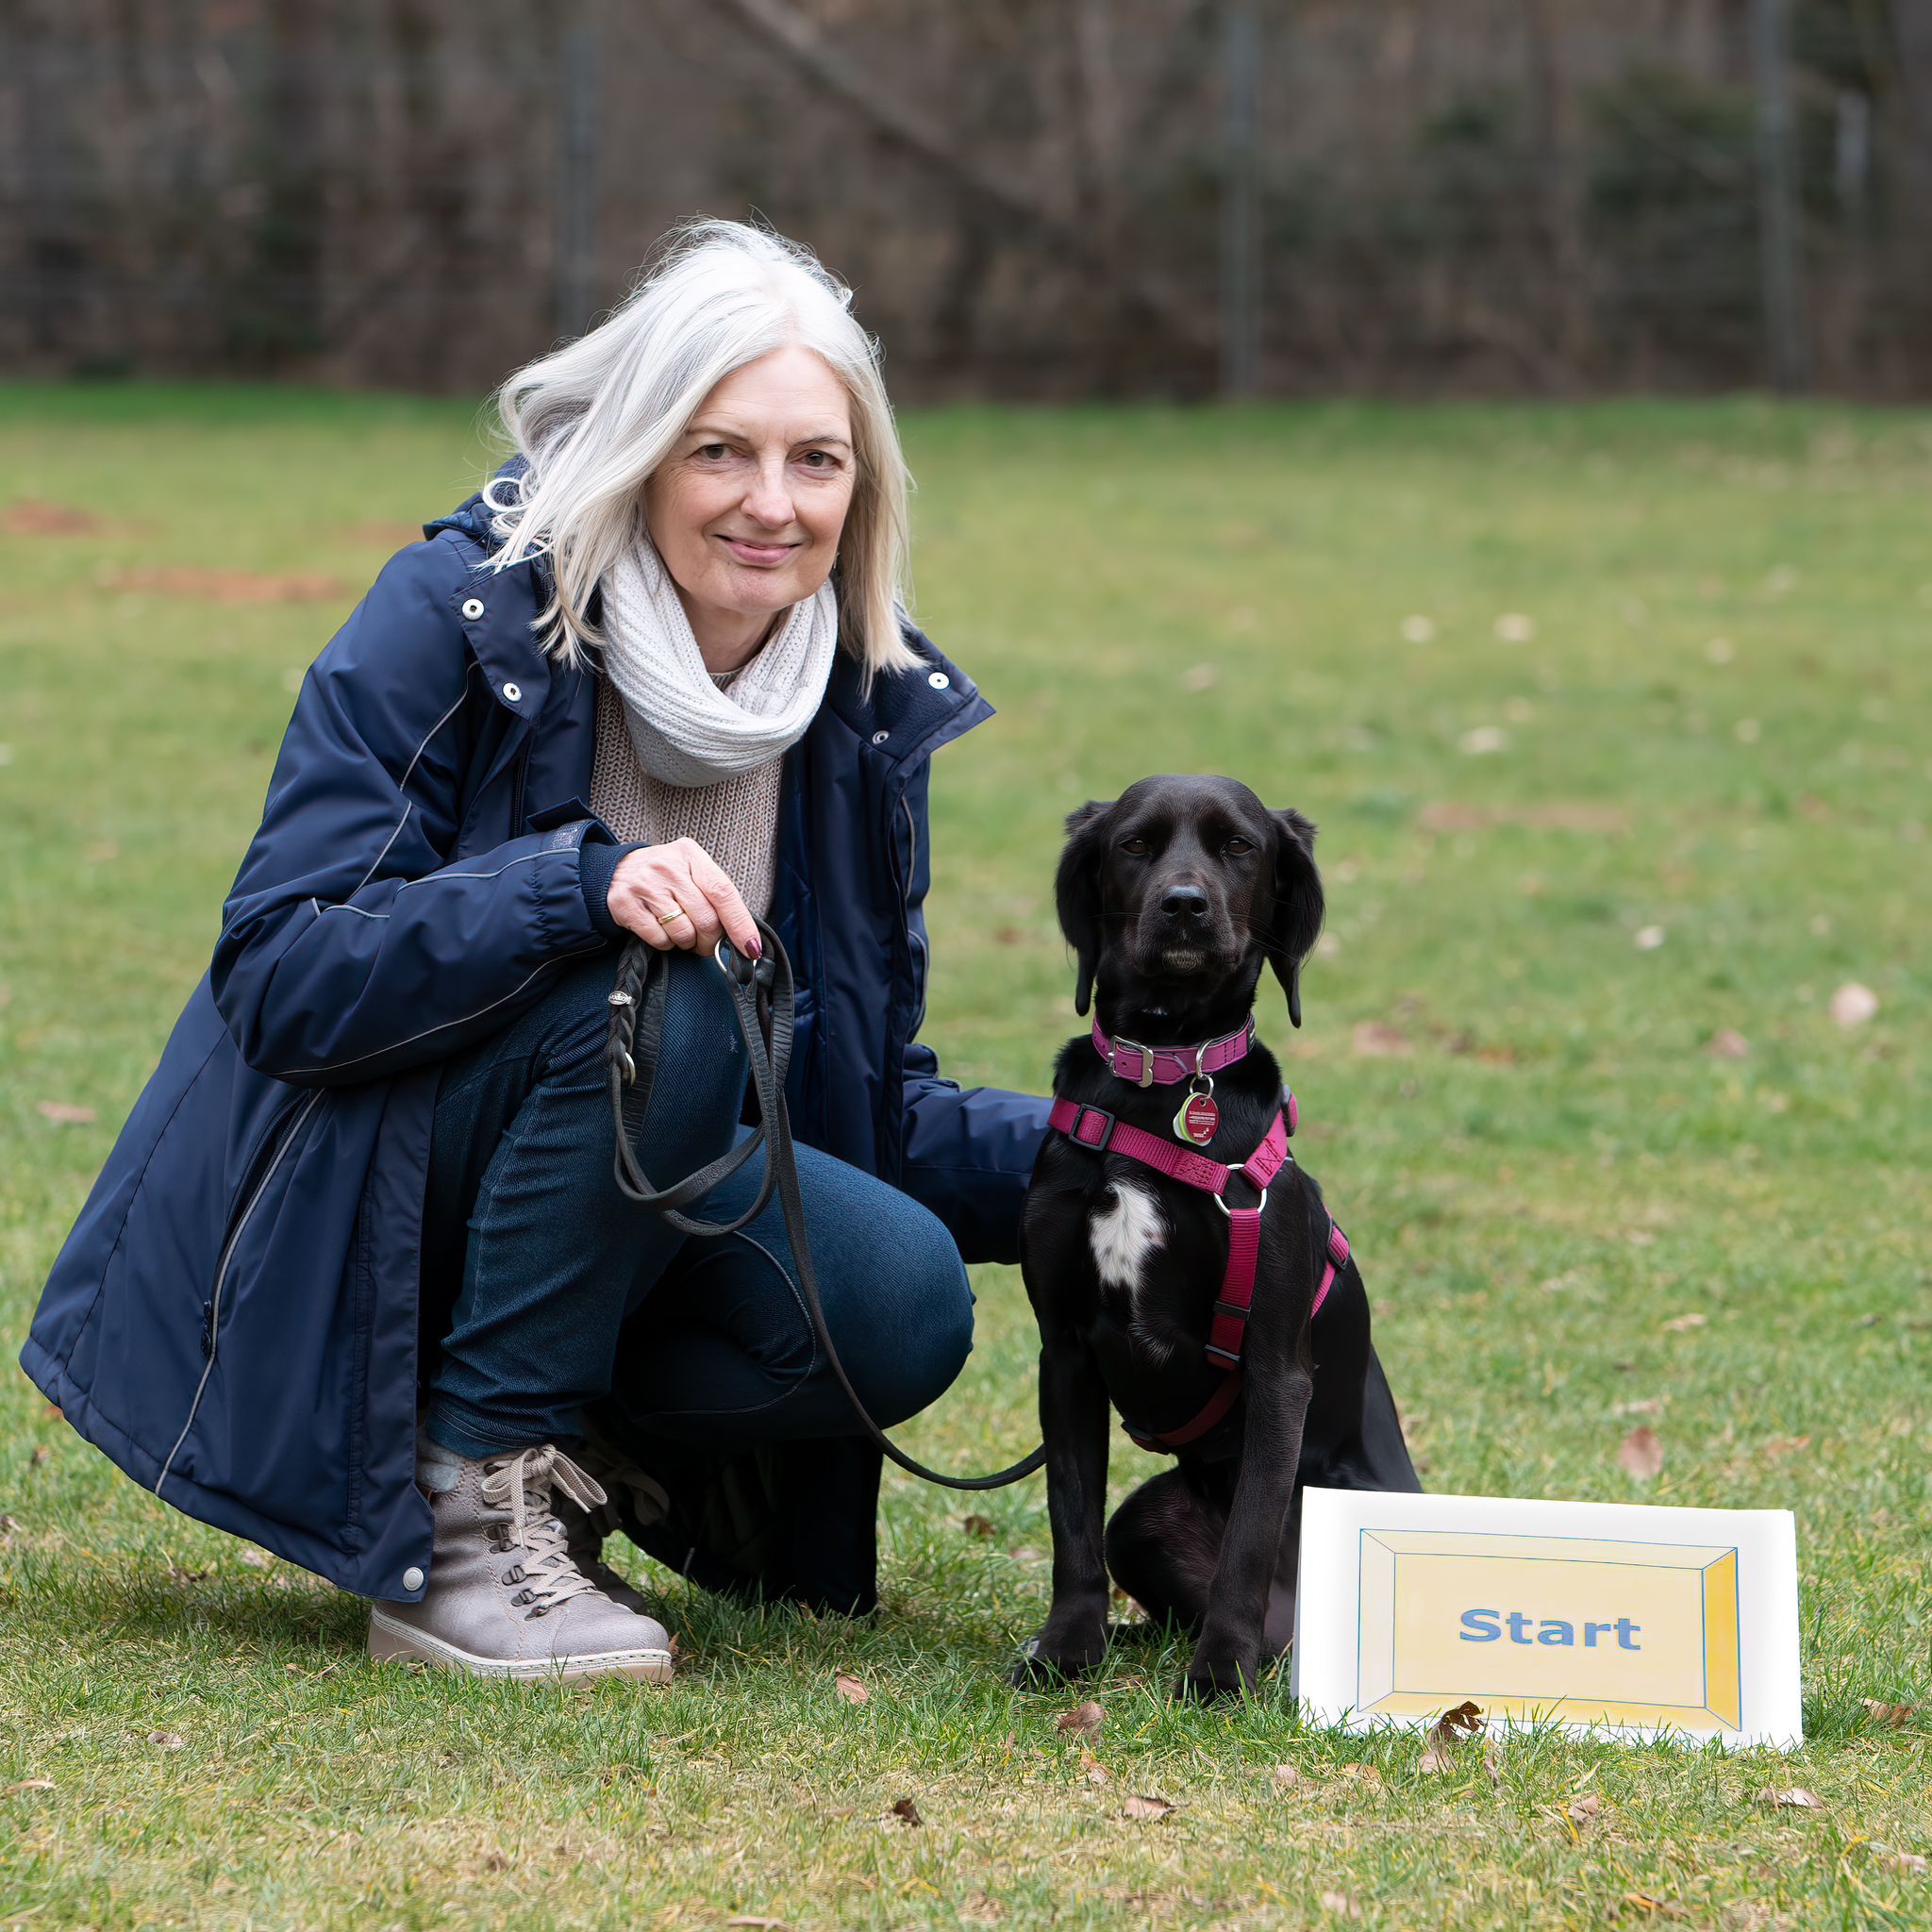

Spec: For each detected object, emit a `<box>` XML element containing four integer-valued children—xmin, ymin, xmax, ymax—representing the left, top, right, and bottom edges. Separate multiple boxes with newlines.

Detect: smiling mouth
<box><xmin>717</xmin><ymin>535</ymin><xmax>798</xmax><ymax>565</ymax></box>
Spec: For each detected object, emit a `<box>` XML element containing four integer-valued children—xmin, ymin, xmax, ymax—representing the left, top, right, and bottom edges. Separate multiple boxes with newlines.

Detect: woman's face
<box><xmin>643</xmin><ymin>344</ymin><xmax>857</xmax><ymax>641</ymax></box>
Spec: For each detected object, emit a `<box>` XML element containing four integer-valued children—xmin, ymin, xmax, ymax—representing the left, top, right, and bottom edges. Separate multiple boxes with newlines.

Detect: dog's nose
<box><xmin>1160</xmin><ymin>884</ymin><xmax>1210</xmax><ymax>923</ymax></box>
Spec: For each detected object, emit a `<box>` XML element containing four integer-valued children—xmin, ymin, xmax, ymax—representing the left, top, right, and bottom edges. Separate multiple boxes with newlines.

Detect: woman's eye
<box><xmin>799</xmin><ymin>449</ymin><xmax>837</xmax><ymax>470</ymax></box>
<box><xmin>695</xmin><ymin>443</ymin><xmax>730</xmax><ymax>461</ymax></box>
<box><xmin>1224</xmin><ymin>837</ymin><xmax>1254</xmax><ymax>856</ymax></box>
<box><xmin>1121</xmin><ymin>837</ymin><xmax>1149</xmax><ymax>856</ymax></box>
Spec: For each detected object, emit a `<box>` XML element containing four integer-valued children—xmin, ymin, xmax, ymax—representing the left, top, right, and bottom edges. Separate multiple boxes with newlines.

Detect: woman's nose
<box><xmin>741</xmin><ymin>460</ymin><xmax>796</xmax><ymax>530</ymax></box>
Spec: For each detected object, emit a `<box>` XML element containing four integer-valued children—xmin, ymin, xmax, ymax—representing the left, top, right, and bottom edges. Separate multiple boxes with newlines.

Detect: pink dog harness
<box><xmin>1047</xmin><ymin>1019</ymin><xmax>1348</xmax><ymax>1453</ymax></box>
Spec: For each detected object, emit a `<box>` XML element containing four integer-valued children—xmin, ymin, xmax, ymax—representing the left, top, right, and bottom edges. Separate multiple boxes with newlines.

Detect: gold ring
<box><xmin>659</xmin><ymin>905</ymin><xmax>689</xmax><ymax>927</ymax></box>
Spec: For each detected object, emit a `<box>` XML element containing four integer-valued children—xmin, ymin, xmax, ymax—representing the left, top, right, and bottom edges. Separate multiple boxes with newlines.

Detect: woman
<box><xmin>22</xmin><ymin>221</ymin><xmax>1050</xmax><ymax>1682</ymax></box>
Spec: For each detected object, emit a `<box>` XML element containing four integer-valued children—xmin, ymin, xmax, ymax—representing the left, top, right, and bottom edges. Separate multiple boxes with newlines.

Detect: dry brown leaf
<box><xmin>1056</xmin><ymin>1700</ymin><xmax>1104</xmax><ymax>1740</ymax></box>
<box><xmin>240</xmin><ymin>1548</ymin><xmax>274</xmax><ymax>1569</ymax></box>
<box><xmin>1861</xmin><ymin>1698</ymin><xmax>1917</xmax><ymax>1727</ymax></box>
<box><xmin>1705</xmin><ymin>1028</ymin><xmax>1751</xmax><ymax>1059</ymax></box>
<box><xmin>1122</xmin><ymin>1793</ymin><xmax>1175</xmax><ymax>1820</ymax></box>
<box><xmin>1612</xmin><ymin>1398</ymin><xmax>1663</xmax><ymax>1418</ymax></box>
<box><xmin>1756</xmin><ymin>1787</ymin><xmax>1824</xmax><ymax>1810</ymax></box>
<box><xmin>1351</xmin><ymin>1022</ymin><xmax>1411</xmax><ymax>1058</ymax></box>
<box><xmin>1482</xmin><ymin>1740</ymin><xmax>1503</xmax><ymax>1789</ymax></box>
<box><xmin>960</xmin><ymin>1513</ymin><xmax>994</xmax><ymax>1538</ymax></box>
<box><xmin>1418</xmin><ymin>1699</ymin><xmax>1484</xmax><ymax>1773</ymax></box>
<box><xmin>1661</xmin><ymin>1312</ymin><xmax>1707</xmax><ymax>1334</ymax></box>
<box><xmin>1319</xmin><ymin>1892</ymin><xmax>1363</xmax><ymax>1921</ymax></box>
<box><xmin>1080</xmin><ymin>1751</ymin><xmax>1109</xmax><ymax>1785</ymax></box>
<box><xmin>832</xmin><ymin>1673</ymin><xmax>869</xmax><ymax>1706</ymax></box>
<box><xmin>148</xmin><ymin>1730</ymin><xmax>186</xmax><ymax>1751</ymax></box>
<box><xmin>1618</xmin><ymin>1425</ymin><xmax>1664</xmax><ymax>1482</ymax></box>
<box><xmin>36</xmin><ymin>1101</ymin><xmax>96</xmax><ymax>1125</ymax></box>
<box><xmin>1566</xmin><ymin>1792</ymin><xmax>1603</xmax><ymax>1824</ymax></box>
<box><xmin>726</xmin><ymin>1918</ymin><xmax>789</xmax><ymax>1929</ymax></box>
<box><xmin>5</xmin><ymin>1778</ymin><xmax>56</xmax><ymax>1794</ymax></box>
<box><xmin>29</xmin><ymin>1446</ymin><xmax>49</xmax><ymax>1467</ymax></box>
<box><xmin>1342</xmin><ymin>1762</ymin><xmax>1383</xmax><ymax>1787</ymax></box>
<box><xmin>890</xmin><ymin>1797</ymin><xmax>922</xmax><ymax>1827</ymax></box>
<box><xmin>1874</xmin><ymin>1848</ymin><xmax>1928</xmax><ymax>1875</ymax></box>
<box><xmin>1007</xmin><ymin>1546</ymin><xmax>1042</xmax><ymax>1562</ymax></box>
<box><xmin>1762</xmin><ymin>1435</ymin><xmax>1811</xmax><ymax>1460</ymax></box>
<box><xmin>1271</xmin><ymin>1763</ymin><xmax>1301</xmax><ymax>1789</ymax></box>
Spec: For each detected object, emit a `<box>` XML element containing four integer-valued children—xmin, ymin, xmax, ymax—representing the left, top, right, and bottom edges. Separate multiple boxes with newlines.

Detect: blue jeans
<box><xmin>419</xmin><ymin>950</ymin><xmax>974</xmax><ymax>1601</ymax></box>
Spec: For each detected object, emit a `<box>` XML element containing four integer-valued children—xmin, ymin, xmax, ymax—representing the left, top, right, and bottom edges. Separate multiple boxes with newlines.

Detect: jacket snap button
<box><xmin>460</xmin><ymin>597</ymin><xmax>485</xmax><ymax>620</ymax></box>
<box><xmin>402</xmin><ymin>1565</ymin><xmax>425</xmax><ymax>1591</ymax></box>
<box><xmin>502</xmin><ymin>681</ymin><xmax>522</xmax><ymax>703</ymax></box>
<box><xmin>926</xmin><ymin>670</ymin><xmax>950</xmax><ymax>689</ymax></box>
<box><xmin>871</xmin><ymin>729</ymin><xmax>890</xmax><ymax>744</ymax></box>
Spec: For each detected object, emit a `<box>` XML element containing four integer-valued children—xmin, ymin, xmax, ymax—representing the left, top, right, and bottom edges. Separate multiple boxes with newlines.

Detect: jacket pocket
<box><xmin>155</xmin><ymin>1087</ymin><xmax>327</xmax><ymax>1500</ymax></box>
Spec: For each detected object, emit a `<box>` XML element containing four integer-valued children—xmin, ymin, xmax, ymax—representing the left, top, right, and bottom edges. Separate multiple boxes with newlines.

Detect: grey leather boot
<box><xmin>367</xmin><ymin>1438</ymin><xmax>674</xmax><ymax>1682</ymax></box>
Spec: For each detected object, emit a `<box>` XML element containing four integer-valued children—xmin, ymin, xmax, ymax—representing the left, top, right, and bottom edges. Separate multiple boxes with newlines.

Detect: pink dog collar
<box><xmin>1091</xmin><ymin>1015</ymin><xmax>1255</xmax><ymax>1089</ymax></box>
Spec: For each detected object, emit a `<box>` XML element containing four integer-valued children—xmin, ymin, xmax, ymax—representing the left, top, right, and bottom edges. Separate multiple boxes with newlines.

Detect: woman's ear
<box><xmin>1054</xmin><ymin>799</ymin><xmax>1115</xmax><ymax>1017</ymax></box>
<box><xmin>1264</xmin><ymin>807</ymin><xmax>1324</xmax><ymax>1027</ymax></box>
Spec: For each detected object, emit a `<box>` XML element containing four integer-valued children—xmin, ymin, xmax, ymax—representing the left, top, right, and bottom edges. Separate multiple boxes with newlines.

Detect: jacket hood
<box><xmin>422</xmin><ymin>451</ymin><xmax>531</xmax><ymax>556</ymax></box>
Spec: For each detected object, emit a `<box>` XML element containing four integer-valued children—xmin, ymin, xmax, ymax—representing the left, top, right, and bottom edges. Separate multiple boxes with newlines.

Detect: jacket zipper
<box><xmin>899</xmin><ymin>793</ymin><xmax>927</xmax><ymax>1037</ymax></box>
<box><xmin>156</xmin><ymin>1087</ymin><xmax>325</xmax><ymax>1499</ymax></box>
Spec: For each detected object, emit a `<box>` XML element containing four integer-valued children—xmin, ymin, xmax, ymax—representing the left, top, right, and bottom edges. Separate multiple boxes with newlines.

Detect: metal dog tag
<box><xmin>1174</xmin><ymin>1082</ymin><xmax>1219</xmax><ymax>1145</ymax></box>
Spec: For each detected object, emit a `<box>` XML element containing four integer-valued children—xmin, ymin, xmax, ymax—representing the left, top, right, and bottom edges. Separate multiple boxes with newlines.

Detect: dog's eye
<box><xmin>1120</xmin><ymin>836</ymin><xmax>1149</xmax><ymax>857</ymax></box>
<box><xmin>1224</xmin><ymin>837</ymin><xmax>1254</xmax><ymax>856</ymax></box>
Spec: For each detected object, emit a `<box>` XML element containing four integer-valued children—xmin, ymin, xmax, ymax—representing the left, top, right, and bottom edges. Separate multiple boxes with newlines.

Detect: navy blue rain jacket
<box><xmin>20</xmin><ymin>462</ymin><xmax>1052</xmax><ymax>1602</ymax></box>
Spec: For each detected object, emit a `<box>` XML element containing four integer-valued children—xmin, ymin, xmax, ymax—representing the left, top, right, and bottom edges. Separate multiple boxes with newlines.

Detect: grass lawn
<box><xmin>1</xmin><ymin>384</ymin><xmax>1926</xmax><ymax>1929</ymax></box>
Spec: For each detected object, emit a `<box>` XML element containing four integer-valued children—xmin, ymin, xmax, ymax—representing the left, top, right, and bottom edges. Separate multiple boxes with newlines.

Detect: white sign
<box><xmin>1292</xmin><ymin>1486</ymin><xmax>1802</xmax><ymax>1749</ymax></box>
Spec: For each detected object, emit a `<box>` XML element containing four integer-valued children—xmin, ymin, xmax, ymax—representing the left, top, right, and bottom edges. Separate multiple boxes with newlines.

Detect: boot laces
<box><xmin>478</xmin><ymin>1444</ymin><xmax>609</xmax><ymax>1613</ymax></box>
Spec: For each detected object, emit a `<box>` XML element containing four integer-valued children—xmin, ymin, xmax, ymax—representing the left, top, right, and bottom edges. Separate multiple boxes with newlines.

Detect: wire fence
<box><xmin>2</xmin><ymin>0</ymin><xmax>1925</xmax><ymax>398</ymax></box>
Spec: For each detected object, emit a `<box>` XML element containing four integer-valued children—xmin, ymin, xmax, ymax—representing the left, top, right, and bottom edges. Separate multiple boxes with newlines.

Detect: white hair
<box><xmin>478</xmin><ymin>219</ymin><xmax>919</xmax><ymax>684</ymax></box>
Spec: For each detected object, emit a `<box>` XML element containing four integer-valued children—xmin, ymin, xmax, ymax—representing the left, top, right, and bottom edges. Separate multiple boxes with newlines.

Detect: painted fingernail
<box><xmin>745</xmin><ymin>936</ymin><xmax>763</xmax><ymax>958</ymax></box>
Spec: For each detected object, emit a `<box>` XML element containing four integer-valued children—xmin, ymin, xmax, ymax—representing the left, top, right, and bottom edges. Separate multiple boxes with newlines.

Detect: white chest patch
<box><xmin>1088</xmin><ymin>1178</ymin><xmax>1167</xmax><ymax>1294</ymax></box>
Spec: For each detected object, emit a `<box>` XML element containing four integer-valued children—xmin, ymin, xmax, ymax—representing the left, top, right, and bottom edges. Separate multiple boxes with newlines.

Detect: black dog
<box><xmin>1015</xmin><ymin>775</ymin><xmax>1419</xmax><ymax>1699</ymax></box>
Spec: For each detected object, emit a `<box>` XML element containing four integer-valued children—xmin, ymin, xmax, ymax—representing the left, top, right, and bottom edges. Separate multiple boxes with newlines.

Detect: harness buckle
<box><xmin>1204</xmin><ymin>1341</ymin><xmax>1243</xmax><ymax>1368</ymax></box>
<box><xmin>1069</xmin><ymin>1105</ymin><xmax>1116</xmax><ymax>1152</ymax></box>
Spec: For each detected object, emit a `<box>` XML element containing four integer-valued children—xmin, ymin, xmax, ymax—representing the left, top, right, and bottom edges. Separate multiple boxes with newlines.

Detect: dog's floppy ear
<box><xmin>1264</xmin><ymin>807</ymin><xmax>1324</xmax><ymax>1027</ymax></box>
<box><xmin>1054</xmin><ymin>799</ymin><xmax>1114</xmax><ymax>1017</ymax></box>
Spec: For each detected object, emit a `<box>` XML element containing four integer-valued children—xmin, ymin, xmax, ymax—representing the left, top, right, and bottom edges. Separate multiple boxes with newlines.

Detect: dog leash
<box><xmin>605</xmin><ymin>923</ymin><xmax>1047</xmax><ymax>1493</ymax></box>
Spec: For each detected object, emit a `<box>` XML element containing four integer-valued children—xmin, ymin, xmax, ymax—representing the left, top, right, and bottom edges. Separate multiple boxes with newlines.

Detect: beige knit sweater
<box><xmin>589</xmin><ymin>669</ymin><xmax>784</xmax><ymax>920</ymax></box>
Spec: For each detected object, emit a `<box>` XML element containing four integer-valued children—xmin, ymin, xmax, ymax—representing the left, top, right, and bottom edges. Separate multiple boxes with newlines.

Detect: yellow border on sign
<box><xmin>1355</xmin><ymin>1528</ymin><xmax>1743</xmax><ymax>1733</ymax></box>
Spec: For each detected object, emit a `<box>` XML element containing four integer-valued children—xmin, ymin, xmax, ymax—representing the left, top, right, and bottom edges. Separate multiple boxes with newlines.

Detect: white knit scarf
<box><xmin>596</xmin><ymin>532</ymin><xmax>839</xmax><ymax>787</ymax></box>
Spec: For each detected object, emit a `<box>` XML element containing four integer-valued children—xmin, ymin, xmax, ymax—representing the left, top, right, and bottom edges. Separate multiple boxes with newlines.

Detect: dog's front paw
<box><xmin>1010</xmin><ymin>1621</ymin><xmax>1108</xmax><ymax>1688</ymax></box>
<box><xmin>1176</xmin><ymin>1644</ymin><xmax>1258</xmax><ymax>1703</ymax></box>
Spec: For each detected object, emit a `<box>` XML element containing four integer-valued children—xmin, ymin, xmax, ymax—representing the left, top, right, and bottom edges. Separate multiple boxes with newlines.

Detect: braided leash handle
<box><xmin>606</xmin><ymin>924</ymin><xmax>1045</xmax><ymax>1492</ymax></box>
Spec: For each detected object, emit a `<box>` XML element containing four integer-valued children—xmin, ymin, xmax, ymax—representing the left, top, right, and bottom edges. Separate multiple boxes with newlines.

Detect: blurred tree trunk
<box><xmin>1523</xmin><ymin>0</ymin><xmax>1590</xmax><ymax>384</ymax></box>
<box><xmin>240</xmin><ymin>0</ymin><xmax>326</xmax><ymax>365</ymax></box>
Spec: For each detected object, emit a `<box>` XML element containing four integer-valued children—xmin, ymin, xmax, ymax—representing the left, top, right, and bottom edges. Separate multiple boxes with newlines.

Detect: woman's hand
<box><xmin>606</xmin><ymin>840</ymin><xmax>761</xmax><ymax>957</ymax></box>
